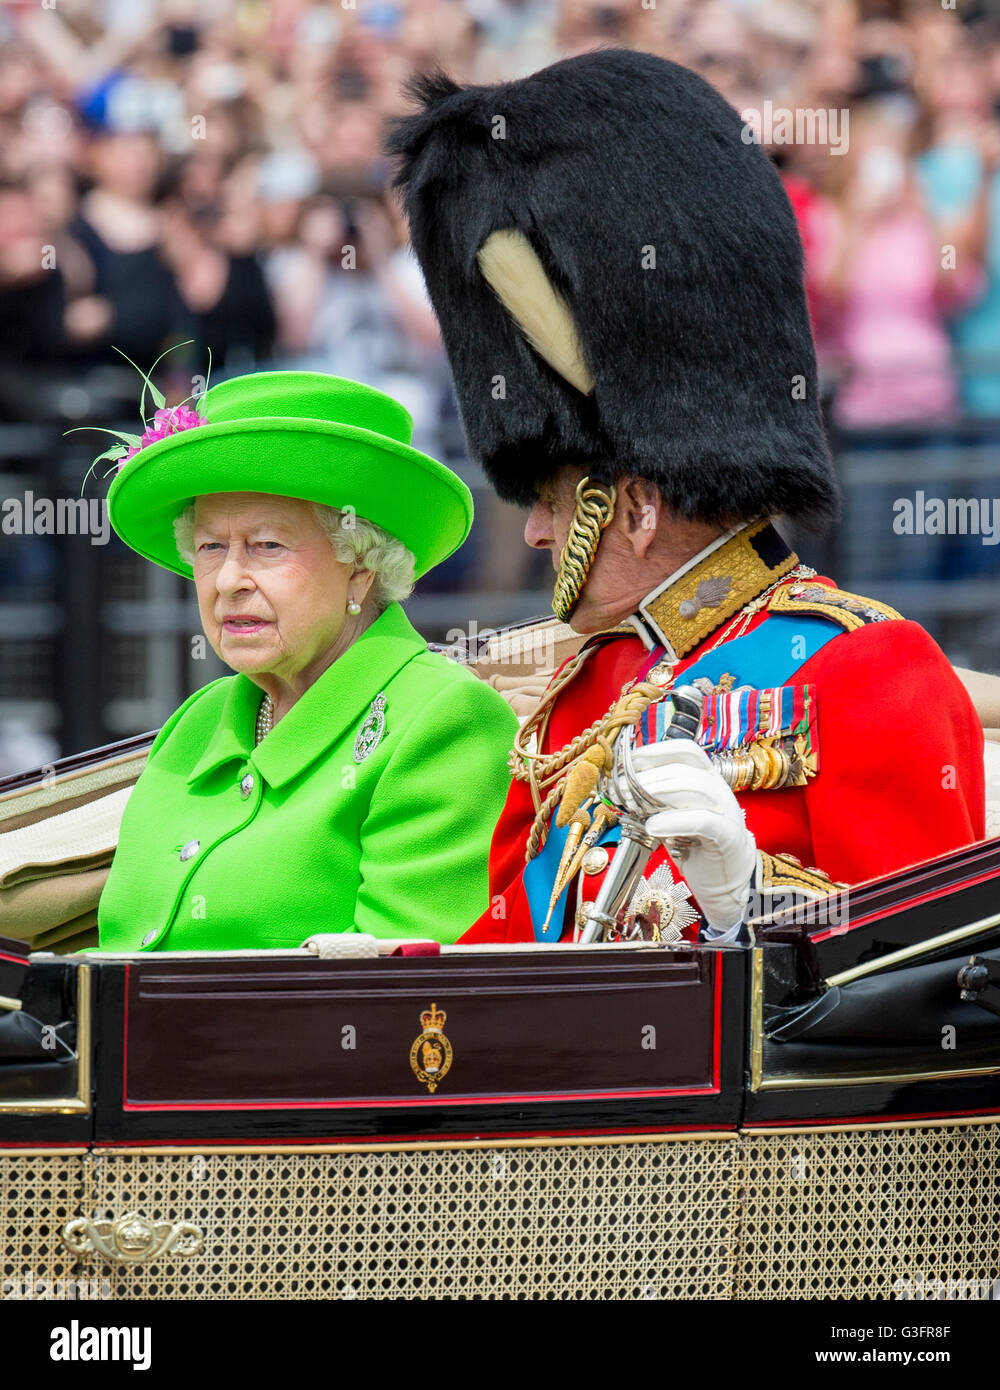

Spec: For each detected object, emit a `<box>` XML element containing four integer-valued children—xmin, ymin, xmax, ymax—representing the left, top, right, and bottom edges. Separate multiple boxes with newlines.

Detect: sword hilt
<box><xmin>578</xmin><ymin>684</ymin><xmax>704</xmax><ymax>944</ymax></box>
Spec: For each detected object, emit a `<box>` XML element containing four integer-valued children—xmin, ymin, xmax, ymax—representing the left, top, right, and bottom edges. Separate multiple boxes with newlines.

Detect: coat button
<box><xmin>141</xmin><ymin>930</ymin><xmax>157</xmax><ymax>947</ymax></box>
<box><xmin>240</xmin><ymin>773</ymin><xmax>254</xmax><ymax>798</ymax></box>
<box><xmin>582</xmin><ymin>846</ymin><xmax>610</xmax><ymax>875</ymax></box>
<box><xmin>179</xmin><ymin>839</ymin><xmax>200</xmax><ymax>862</ymax></box>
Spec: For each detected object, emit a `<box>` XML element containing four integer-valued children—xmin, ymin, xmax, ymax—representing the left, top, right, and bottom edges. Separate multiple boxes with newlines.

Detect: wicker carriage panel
<box><xmin>7</xmin><ymin>1119</ymin><xmax>999</xmax><ymax>1300</ymax></box>
<box><xmin>1</xmin><ymin>1153</ymin><xmax>100</xmax><ymax>1300</ymax></box>
<box><xmin>85</xmin><ymin>1140</ymin><xmax>741</xmax><ymax>1301</ymax></box>
<box><xmin>738</xmin><ymin>1123</ymin><xmax>1000</xmax><ymax>1299</ymax></box>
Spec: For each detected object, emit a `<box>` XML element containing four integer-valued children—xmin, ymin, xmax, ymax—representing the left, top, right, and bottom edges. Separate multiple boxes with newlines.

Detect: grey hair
<box><xmin>173</xmin><ymin>500</ymin><xmax>416</xmax><ymax>612</ymax></box>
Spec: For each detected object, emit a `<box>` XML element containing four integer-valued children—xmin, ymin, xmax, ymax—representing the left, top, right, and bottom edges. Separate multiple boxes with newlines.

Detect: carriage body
<box><xmin>2</xmin><ymin>734</ymin><xmax>1000</xmax><ymax>1301</ymax></box>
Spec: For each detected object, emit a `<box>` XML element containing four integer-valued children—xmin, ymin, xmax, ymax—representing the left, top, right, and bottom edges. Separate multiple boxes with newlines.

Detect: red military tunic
<box><xmin>462</xmin><ymin>571</ymin><xmax>985</xmax><ymax>944</ymax></box>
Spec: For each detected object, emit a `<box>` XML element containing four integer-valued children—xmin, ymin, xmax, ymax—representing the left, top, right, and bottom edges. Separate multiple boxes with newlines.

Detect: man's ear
<box><xmin>620</xmin><ymin>477</ymin><xmax>662</xmax><ymax>558</ymax></box>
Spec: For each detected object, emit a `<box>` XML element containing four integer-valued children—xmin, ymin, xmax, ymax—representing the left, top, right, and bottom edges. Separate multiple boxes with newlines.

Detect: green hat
<box><xmin>106</xmin><ymin>371</ymin><xmax>473</xmax><ymax>579</ymax></box>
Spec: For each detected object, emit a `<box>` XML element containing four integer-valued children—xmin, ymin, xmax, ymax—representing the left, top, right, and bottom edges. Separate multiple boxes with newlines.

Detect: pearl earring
<box><xmin>347</xmin><ymin>599</ymin><xmax>362</xmax><ymax>616</ymax></box>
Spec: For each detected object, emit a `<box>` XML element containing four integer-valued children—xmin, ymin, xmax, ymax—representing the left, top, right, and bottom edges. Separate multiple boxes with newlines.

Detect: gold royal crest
<box><xmin>409</xmin><ymin>1001</ymin><xmax>453</xmax><ymax>1093</ymax></box>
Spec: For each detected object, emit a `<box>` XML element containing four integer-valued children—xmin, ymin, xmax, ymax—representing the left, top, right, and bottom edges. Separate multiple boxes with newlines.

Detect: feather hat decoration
<box><xmin>477</xmin><ymin>229</ymin><xmax>595</xmax><ymax>396</ymax></box>
<box><xmin>385</xmin><ymin>50</ymin><xmax>838</xmax><ymax>527</ymax></box>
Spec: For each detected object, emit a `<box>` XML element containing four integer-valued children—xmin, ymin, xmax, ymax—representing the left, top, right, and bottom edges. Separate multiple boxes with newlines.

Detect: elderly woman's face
<box><xmin>192</xmin><ymin>493</ymin><xmax>363</xmax><ymax>682</ymax></box>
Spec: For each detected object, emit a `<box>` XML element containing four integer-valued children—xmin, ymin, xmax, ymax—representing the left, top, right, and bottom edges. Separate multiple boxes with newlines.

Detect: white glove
<box><xmin>628</xmin><ymin>739</ymin><xmax>756</xmax><ymax>933</ymax></box>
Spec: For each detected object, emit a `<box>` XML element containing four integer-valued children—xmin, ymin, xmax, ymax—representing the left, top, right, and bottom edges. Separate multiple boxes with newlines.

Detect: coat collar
<box><xmin>628</xmin><ymin>518</ymin><xmax>798</xmax><ymax>660</ymax></box>
<box><xmin>186</xmin><ymin>602</ymin><xmax>427</xmax><ymax>790</ymax></box>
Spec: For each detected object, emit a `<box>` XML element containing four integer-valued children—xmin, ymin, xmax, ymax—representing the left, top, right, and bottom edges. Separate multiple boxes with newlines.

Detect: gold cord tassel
<box><xmin>540</xmin><ymin>808</ymin><xmax>591</xmax><ymax>934</ymax></box>
<box><xmin>556</xmin><ymin>745</ymin><xmax>607</xmax><ymax>826</ymax></box>
<box><xmin>519</xmin><ymin>677</ymin><xmax>668</xmax><ymax>862</ymax></box>
<box><xmin>551</xmin><ymin>477</ymin><xmax>617</xmax><ymax>622</ymax></box>
<box><xmin>562</xmin><ymin>802</ymin><xmax>619</xmax><ymax>885</ymax></box>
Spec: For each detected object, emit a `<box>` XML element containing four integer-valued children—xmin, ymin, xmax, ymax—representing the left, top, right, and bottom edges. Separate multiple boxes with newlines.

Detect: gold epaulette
<box><xmin>758</xmin><ymin>850</ymin><xmax>847</xmax><ymax>896</ymax></box>
<box><xmin>768</xmin><ymin>580</ymin><xmax>902</xmax><ymax>632</ymax></box>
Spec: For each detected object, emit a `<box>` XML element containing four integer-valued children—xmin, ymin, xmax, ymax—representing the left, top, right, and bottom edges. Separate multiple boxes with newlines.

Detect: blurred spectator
<box><xmin>5</xmin><ymin>0</ymin><xmax>1000</xmax><ymax>768</ymax></box>
<box><xmin>69</xmin><ymin>128</ymin><xmax>193</xmax><ymax>366</ymax></box>
<box><xmin>159</xmin><ymin>194</ymin><xmax>276</xmax><ymax>372</ymax></box>
<box><xmin>0</xmin><ymin>179</ymin><xmax>68</xmax><ymax>367</ymax></box>
<box><xmin>824</xmin><ymin>99</ymin><xmax>979</xmax><ymax>429</ymax></box>
<box><xmin>917</xmin><ymin>31</ymin><xmax>1000</xmax><ymax>417</ymax></box>
<box><xmin>0</xmin><ymin>0</ymin><xmax>998</xmax><ymax>544</ymax></box>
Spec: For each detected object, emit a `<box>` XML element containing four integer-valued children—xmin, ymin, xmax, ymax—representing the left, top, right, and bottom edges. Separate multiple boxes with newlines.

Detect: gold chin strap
<box><xmin>551</xmin><ymin>477</ymin><xmax>617</xmax><ymax>622</ymax></box>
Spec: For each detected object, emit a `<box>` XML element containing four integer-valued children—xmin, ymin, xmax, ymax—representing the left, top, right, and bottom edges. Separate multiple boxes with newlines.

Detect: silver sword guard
<box><xmin>577</xmin><ymin>685</ymin><xmax>704</xmax><ymax>944</ymax></box>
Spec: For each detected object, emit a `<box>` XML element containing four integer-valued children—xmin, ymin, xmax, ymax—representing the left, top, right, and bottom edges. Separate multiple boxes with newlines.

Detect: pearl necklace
<box><xmin>255</xmin><ymin>694</ymin><xmax>274</xmax><ymax>746</ymax></box>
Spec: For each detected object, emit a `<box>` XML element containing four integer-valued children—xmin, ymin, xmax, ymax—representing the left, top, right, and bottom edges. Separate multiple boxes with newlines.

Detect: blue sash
<box><xmin>524</xmin><ymin>613</ymin><xmax>839</xmax><ymax>940</ymax></box>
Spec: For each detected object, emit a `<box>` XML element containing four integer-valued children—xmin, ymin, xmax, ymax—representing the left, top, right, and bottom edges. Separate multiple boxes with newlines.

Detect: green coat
<box><xmin>97</xmin><ymin>603</ymin><xmax>518</xmax><ymax>950</ymax></box>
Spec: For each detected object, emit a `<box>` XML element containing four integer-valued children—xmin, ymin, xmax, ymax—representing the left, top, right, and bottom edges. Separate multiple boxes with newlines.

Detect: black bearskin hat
<box><xmin>385</xmin><ymin>48</ymin><xmax>838</xmax><ymax>526</ymax></box>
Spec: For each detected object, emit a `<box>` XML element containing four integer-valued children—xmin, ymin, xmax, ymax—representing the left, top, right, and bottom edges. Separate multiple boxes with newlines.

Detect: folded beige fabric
<box><xmin>485</xmin><ymin>671</ymin><xmax>554</xmax><ymax>719</ymax></box>
<box><xmin>954</xmin><ymin>667</ymin><xmax>1000</xmax><ymax>732</ymax></box>
<box><xmin>2</xmin><ymin>850</ymin><xmax>114</xmax><ymax>889</ymax></box>
<box><xmin>0</xmin><ymin>749</ymin><xmax>146</xmax><ymax>831</ymax></box>
<box><xmin>32</xmin><ymin>909</ymin><xmax>99</xmax><ymax>955</ymax></box>
<box><xmin>985</xmin><ymin>741</ymin><xmax>1000</xmax><ymax>839</ymax></box>
<box><xmin>0</xmin><ymin>866</ymin><xmax>108</xmax><ymax>932</ymax></box>
<box><xmin>0</xmin><ymin>786</ymin><xmax>131</xmax><ymax>889</ymax></box>
<box><xmin>475</xmin><ymin>618</ymin><xmax>582</xmax><ymax>679</ymax></box>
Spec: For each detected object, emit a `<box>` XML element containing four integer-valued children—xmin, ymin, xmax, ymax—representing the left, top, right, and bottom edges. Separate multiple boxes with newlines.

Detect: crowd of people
<box><xmin>1</xmin><ymin>0</ymin><xmax>1000</xmax><ymax>442</ymax></box>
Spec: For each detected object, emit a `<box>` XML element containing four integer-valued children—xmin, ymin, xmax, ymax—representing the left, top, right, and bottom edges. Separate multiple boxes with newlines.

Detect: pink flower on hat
<box><xmin>122</xmin><ymin>404</ymin><xmax>206</xmax><ymax>466</ymax></box>
<box><xmin>72</xmin><ymin>341</ymin><xmax>213</xmax><ymax>488</ymax></box>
